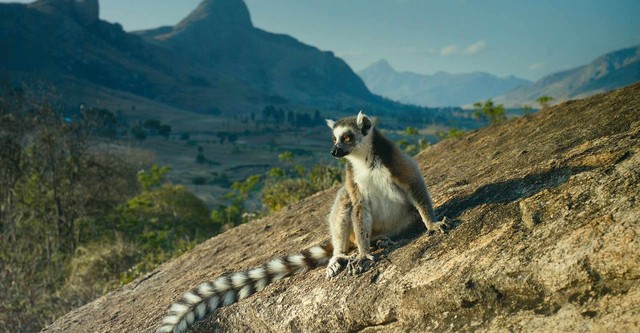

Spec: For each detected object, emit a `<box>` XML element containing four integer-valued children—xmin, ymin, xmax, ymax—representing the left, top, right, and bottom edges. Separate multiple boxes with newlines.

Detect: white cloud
<box><xmin>528</xmin><ymin>62</ymin><xmax>546</xmax><ymax>71</ymax></box>
<box><xmin>464</xmin><ymin>40</ymin><xmax>487</xmax><ymax>55</ymax></box>
<box><xmin>440</xmin><ymin>44</ymin><xmax>459</xmax><ymax>56</ymax></box>
<box><xmin>425</xmin><ymin>40</ymin><xmax>487</xmax><ymax>56</ymax></box>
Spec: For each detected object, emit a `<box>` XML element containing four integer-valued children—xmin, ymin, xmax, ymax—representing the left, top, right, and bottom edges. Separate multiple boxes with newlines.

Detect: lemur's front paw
<box><xmin>326</xmin><ymin>255</ymin><xmax>349</xmax><ymax>278</ymax></box>
<box><xmin>346</xmin><ymin>254</ymin><xmax>374</xmax><ymax>276</ymax></box>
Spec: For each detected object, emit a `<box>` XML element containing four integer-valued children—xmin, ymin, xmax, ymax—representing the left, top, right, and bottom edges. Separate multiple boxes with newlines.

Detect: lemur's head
<box><xmin>325</xmin><ymin>111</ymin><xmax>373</xmax><ymax>158</ymax></box>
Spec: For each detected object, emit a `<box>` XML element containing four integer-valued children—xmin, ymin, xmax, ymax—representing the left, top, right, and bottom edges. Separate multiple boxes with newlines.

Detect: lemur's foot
<box><xmin>427</xmin><ymin>217</ymin><xmax>451</xmax><ymax>234</ymax></box>
<box><xmin>326</xmin><ymin>255</ymin><xmax>349</xmax><ymax>278</ymax></box>
<box><xmin>372</xmin><ymin>236</ymin><xmax>395</xmax><ymax>250</ymax></box>
<box><xmin>346</xmin><ymin>254</ymin><xmax>374</xmax><ymax>276</ymax></box>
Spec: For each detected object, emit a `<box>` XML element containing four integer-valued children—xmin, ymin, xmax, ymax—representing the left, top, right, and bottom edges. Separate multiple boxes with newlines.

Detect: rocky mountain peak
<box><xmin>369</xmin><ymin>59</ymin><xmax>394</xmax><ymax>72</ymax></box>
<box><xmin>30</xmin><ymin>0</ymin><xmax>99</xmax><ymax>26</ymax></box>
<box><xmin>172</xmin><ymin>0</ymin><xmax>252</xmax><ymax>35</ymax></box>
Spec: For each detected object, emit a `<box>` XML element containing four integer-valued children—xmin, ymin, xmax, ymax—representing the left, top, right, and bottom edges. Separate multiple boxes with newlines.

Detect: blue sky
<box><xmin>4</xmin><ymin>0</ymin><xmax>640</xmax><ymax>80</ymax></box>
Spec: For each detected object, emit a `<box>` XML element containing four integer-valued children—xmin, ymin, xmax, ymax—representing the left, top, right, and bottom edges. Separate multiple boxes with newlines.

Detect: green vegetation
<box><xmin>521</xmin><ymin>104</ymin><xmax>534</xmax><ymax>115</ymax></box>
<box><xmin>473</xmin><ymin>99</ymin><xmax>507</xmax><ymax>124</ymax></box>
<box><xmin>132</xmin><ymin>118</ymin><xmax>173</xmax><ymax>141</ymax></box>
<box><xmin>536</xmin><ymin>96</ymin><xmax>554</xmax><ymax>109</ymax></box>
<box><xmin>261</xmin><ymin>155</ymin><xmax>342</xmax><ymax>212</ymax></box>
<box><xmin>0</xmin><ymin>87</ymin><xmax>219</xmax><ymax>332</ymax></box>
<box><xmin>206</xmin><ymin>151</ymin><xmax>342</xmax><ymax>224</ymax></box>
<box><xmin>396</xmin><ymin>127</ymin><xmax>431</xmax><ymax>156</ymax></box>
<box><xmin>437</xmin><ymin>128</ymin><xmax>467</xmax><ymax>140</ymax></box>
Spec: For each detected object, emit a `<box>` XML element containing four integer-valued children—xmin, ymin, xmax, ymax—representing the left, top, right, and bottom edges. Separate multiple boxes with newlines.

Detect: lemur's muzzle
<box><xmin>331</xmin><ymin>144</ymin><xmax>348</xmax><ymax>158</ymax></box>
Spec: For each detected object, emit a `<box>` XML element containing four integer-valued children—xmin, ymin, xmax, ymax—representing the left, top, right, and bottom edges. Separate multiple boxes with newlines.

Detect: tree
<box><xmin>536</xmin><ymin>96</ymin><xmax>554</xmax><ymax>110</ymax></box>
<box><xmin>473</xmin><ymin>99</ymin><xmax>506</xmax><ymax>125</ymax></box>
<box><xmin>273</xmin><ymin>108</ymin><xmax>285</xmax><ymax>125</ymax></box>
<box><xmin>143</xmin><ymin>119</ymin><xmax>161</xmax><ymax>131</ymax></box>
<box><xmin>262</xmin><ymin>105</ymin><xmax>276</xmax><ymax>122</ymax></box>
<box><xmin>131</xmin><ymin>125</ymin><xmax>147</xmax><ymax>141</ymax></box>
<box><xmin>261</xmin><ymin>178</ymin><xmax>315</xmax><ymax>212</ymax></box>
<box><xmin>436</xmin><ymin>128</ymin><xmax>467</xmax><ymax>140</ymax></box>
<box><xmin>136</xmin><ymin>164</ymin><xmax>170</xmax><ymax>191</ymax></box>
<box><xmin>404</xmin><ymin>127</ymin><xmax>419</xmax><ymax>136</ymax></box>
<box><xmin>228</xmin><ymin>133</ymin><xmax>238</xmax><ymax>145</ymax></box>
<box><xmin>216</xmin><ymin>132</ymin><xmax>228</xmax><ymax>144</ymax></box>
<box><xmin>0</xmin><ymin>85</ymin><xmax>140</xmax><ymax>332</ymax></box>
<box><xmin>82</xmin><ymin>108</ymin><xmax>118</xmax><ymax>138</ymax></box>
<box><xmin>116</xmin><ymin>184</ymin><xmax>214</xmax><ymax>253</ymax></box>
<box><xmin>278</xmin><ymin>151</ymin><xmax>294</xmax><ymax>163</ymax></box>
<box><xmin>158</xmin><ymin>124</ymin><xmax>172</xmax><ymax>139</ymax></box>
<box><xmin>521</xmin><ymin>104</ymin><xmax>533</xmax><ymax>115</ymax></box>
<box><xmin>191</xmin><ymin>176</ymin><xmax>207</xmax><ymax>186</ymax></box>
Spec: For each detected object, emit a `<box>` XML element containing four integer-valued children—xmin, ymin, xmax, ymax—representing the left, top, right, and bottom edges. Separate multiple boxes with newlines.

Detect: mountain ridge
<box><xmin>358</xmin><ymin>59</ymin><xmax>531</xmax><ymax>107</ymax></box>
<box><xmin>136</xmin><ymin>0</ymin><xmax>374</xmax><ymax>107</ymax></box>
<box><xmin>1</xmin><ymin>0</ymin><xmax>381</xmax><ymax>114</ymax></box>
<box><xmin>494</xmin><ymin>44</ymin><xmax>640</xmax><ymax>107</ymax></box>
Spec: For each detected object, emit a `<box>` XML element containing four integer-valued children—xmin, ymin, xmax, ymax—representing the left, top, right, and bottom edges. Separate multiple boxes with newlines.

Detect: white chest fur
<box><xmin>347</xmin><ymin>156</ymin><xmax>414</xmax><ymax>236</ymax></box>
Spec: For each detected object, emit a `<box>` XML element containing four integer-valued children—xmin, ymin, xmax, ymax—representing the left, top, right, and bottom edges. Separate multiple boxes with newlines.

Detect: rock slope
<box><xmin>42</xmin><ymin>82</ymin><xmax>640</xmax><ymax>332</ymax></box>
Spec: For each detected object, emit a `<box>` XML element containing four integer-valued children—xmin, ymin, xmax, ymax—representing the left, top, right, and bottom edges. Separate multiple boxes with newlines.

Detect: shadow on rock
<box><xmin>437</xmin><ymin>166</ymin><xmax>594</xmax><ymax>222</ymax></box>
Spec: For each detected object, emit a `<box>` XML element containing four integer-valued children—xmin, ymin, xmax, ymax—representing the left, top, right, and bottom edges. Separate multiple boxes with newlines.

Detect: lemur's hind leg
<box><xmin>326</xmin><ymin>187</ymin><xmax>353</xmax><ymax>278</ymax></box>
<box><xmin>408</xmin><ymin>178</ymin><xmax>450</xmax><ymax>233</ymax></box>
<box><xmin>345</xmin><ymin>199</ymin><xmax>374</xmax><ymax>276</ymax></box>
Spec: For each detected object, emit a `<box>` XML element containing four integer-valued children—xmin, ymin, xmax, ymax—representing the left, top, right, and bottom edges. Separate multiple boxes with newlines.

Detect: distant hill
<box><xmin>494</xmin><ymin>45</ymin><xmax>640</xmax><ymax>107</ymax></box>
<box><xmin>0</xmin><ymin>0</ymin><xmax>382</xmax><ymax>114</ymax></box>
<box><xmin>358</xmin><ymin>59</ymin><xmax>530</xmax><ymax>107</ymax></box>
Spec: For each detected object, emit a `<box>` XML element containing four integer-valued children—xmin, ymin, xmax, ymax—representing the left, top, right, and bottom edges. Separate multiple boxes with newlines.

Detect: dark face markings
<box><xmin>341</xmin><ymin>131</ymin><xmax>356</xmax><ymax>145</ymax></box>
<box><xmin>331</xmin><ymin>130</ymin><xmax>357</xmax><ymax>145</ymax></box>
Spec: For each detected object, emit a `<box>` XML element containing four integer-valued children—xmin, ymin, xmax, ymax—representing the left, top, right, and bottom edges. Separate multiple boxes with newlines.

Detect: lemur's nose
<box><xmin>331</xmin><ymin>146</ymin><xmax>340</xmax><ymax>157</ymax></box>
<box><xmin>331</xmin><ymin>145</ymin><xmax>346</xmax><ymax>158</ymax></box>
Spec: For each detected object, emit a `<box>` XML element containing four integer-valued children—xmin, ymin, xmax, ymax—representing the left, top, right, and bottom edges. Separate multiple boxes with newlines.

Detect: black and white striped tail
<box><xmin>157</xmin><ymin>243</ymin><xmax>333</xmax><ymax>333</ymax></box>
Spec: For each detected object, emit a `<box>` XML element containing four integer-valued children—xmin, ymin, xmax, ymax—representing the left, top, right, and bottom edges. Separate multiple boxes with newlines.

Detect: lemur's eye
<box><xmin>332</xmin><ymin>136</ymin><xmax>337</xmax><ymax>144</ymax></box>
<box><xmin>343</xmin><ymin>135</ymin><xmax>351</xmax><ymax>143</ymax></box>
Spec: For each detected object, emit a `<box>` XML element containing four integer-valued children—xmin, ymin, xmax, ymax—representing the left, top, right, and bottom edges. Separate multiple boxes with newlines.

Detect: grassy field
<box><xmin>64</xmin><ymin>81</ymin><xmax>493</xmax><ymax>208</ymax></box>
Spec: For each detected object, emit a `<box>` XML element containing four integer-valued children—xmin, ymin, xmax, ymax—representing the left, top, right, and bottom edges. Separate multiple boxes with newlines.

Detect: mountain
<box><xmin>358</xmin><ymin>59</ymin><xmax>530</xmax><ymax>107</ymax></box>
<box><xmin>0</xmin><ymin>0</ymin><xmax>378</xmax><ymax>114</ymax></box>
<box><xmin>495</xmin><ymin>45</ymin><xmax>640</xmax><ymax>107</ymax></box>
<box><xmin>135</xmin><ymin>0</ymin><xmax>374</xmax><ymax>107</ymax></box>
<box><xmin>0</xmin><ymin>0</ymin><xmax>262</xmax><ymax>113</ymax></box>
<box><xmin>41</xmin><ymin>82</ymin><xmax>640</xmax><ymax>333</ymax></box>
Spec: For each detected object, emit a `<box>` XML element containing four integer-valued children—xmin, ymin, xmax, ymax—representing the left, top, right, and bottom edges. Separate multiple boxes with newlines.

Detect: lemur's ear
<box><xmin>325</xmin><ymin>119</ymin><xmax>335</xmax><ymax>129</ymax></box>
<box><xmin>356</xmin><ymin>111</ymin><xmax>372</xmax><ymax>134</ymax></box>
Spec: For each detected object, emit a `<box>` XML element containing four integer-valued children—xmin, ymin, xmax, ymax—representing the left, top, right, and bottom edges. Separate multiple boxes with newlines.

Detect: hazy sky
<box><xmin>4</xmin><ymin>0</ymin><xmax>640</xmax><ymax>80</ymax></box>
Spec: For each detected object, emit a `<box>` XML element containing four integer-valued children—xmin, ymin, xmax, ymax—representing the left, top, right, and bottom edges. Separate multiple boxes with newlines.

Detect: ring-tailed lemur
<box><xmin>157</xmin><ymin>111</ymin><xmax>448</xmax><ymax>333</ymax></box>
